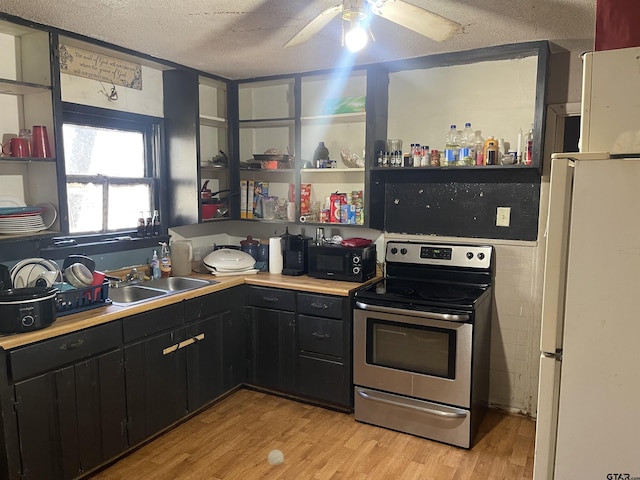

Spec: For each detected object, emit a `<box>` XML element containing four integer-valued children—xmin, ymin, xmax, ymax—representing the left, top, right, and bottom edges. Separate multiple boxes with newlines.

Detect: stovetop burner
<box><xmin>355</xmin><ymin>241</ymin><xmax>494</xmax><ymax>314</ymax></box>
<box><xmin>363</xmin><ymin>278</ymin><xmax>489</xmax><ymax>310</ymax></box>
<box><xmin>419</xmin><ymin>286</ymin><xmax>469</xmax><ymax>303</ymax></box>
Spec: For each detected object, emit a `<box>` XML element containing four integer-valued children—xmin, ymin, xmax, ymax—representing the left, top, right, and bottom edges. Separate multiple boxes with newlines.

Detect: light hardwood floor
<box><xmin>90</xmin><ymin>388</ymin><xmax>535</xmax><ymax>480</ymax></box>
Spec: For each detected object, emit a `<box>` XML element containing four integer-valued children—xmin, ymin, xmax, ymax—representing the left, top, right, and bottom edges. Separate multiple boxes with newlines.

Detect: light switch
<box><xmin>496</xmin><ymin>207</ymin><xmax>511</xmax><ymax>227</ymax></box>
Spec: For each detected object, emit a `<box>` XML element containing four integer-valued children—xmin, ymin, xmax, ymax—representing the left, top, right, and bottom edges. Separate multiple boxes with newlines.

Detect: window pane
<box><xmin>67</xmin><ymin>182</ymin><xmax>103</xmax><ymax>233</ymax></box>
<box><xmin>63</xmin><ymin>124</ymin><xmax>145</xmax><ymax>177</ymax></box>
<box><xmin>108</xmin><ymin>184</ymin><xmax>151</xmax><ymax>230</ymax></box>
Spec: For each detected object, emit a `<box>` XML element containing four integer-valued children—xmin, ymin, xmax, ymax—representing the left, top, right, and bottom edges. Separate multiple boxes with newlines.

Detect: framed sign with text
<box><xmin>58</xmin><ymin>44</ymin><xmax>142</xmax><ymax>90</ymax></box>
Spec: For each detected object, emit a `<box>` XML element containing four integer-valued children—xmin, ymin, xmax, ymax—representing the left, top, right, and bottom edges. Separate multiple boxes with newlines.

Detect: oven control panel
<box><xmin>385</xmin><ymin>242</ymin><xmax>493</xmax><ymax>269</ymax></box>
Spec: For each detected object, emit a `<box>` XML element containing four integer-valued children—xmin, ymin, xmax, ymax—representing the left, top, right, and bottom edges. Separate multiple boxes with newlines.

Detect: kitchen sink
<box><xmin>109</xmin><ymin>285</ymin><xmax>168</xmax><ymax>305</ymax></box>
<box><xmin>109</xmin><ymin>277</ymin><xmax>218</xmax><ymax>306</ymax></box>
<box><xmin>144</xmin><ymin>276</ymin><xmax>214</xmax><ymax>291</ymax></box>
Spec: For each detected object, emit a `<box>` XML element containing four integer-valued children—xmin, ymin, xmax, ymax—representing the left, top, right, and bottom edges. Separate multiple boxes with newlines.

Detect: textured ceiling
<box><xmin>0</xmin><ymin>0</ymin><xmax>596</xmax><ymax>80</ymax></box>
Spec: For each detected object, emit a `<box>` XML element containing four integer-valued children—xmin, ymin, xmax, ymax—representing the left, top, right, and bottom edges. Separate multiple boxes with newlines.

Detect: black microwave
<box><xmin>307</xmin><ymin>244</ymin><xmax>377</xmax><ymax>282</ymax></box>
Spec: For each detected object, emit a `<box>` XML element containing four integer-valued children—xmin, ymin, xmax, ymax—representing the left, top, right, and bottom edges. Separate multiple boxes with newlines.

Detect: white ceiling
<box><xmin>1</xmin><ymin>0</ymin><xmax>596</xmax><ymax>80</ymax></box>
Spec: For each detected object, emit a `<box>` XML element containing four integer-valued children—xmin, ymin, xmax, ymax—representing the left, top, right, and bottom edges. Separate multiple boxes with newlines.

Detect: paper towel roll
<box><xmin>269</xmin><ymin>237</ymin><xmax>283</xmax><ymax>274</ymax></box>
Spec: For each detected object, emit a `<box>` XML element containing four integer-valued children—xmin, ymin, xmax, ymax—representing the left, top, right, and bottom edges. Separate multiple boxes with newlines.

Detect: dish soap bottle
<box><xmin>159</xmin><ymin>242</ymin><xmax>172</xmax><ymax>278</ymax></box>
<box><xmin>151</xmin><ymin>250</ymin><xmax>161</xmax><ymax>279</ymax></box>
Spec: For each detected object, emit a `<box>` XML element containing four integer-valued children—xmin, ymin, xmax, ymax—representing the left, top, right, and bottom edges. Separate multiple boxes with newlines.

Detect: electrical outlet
<box><xmin>496</xmin><ymin>207</ymin><xmax>511</xmax><ymax>227</ymax></box>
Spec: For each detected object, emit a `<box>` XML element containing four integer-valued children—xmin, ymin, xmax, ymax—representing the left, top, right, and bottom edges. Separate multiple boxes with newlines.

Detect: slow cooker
<box><xmin>0</xmin><ymin>286</ymin><xmax>58</xmax><ymax>334</ymax></box>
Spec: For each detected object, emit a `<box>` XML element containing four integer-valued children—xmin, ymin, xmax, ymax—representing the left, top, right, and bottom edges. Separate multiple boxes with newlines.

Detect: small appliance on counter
<box><xmin>280</xmin><ymin>228</ymin><xmax>311</xmax><ymax>276</ymax></box>
<box><xmin>0</xmin><ymin>286</ymin><xmax>59</xmax><ymax>334</ymax></box>
<box><xmin>202</xmin><ymin>248</ymin><xmax>258</xmax><ymax>276</ymax></box>
<box><xmin>307</xmin><ymin>240</ymin><xmax>376</xmax><ymax>282</ymax></box>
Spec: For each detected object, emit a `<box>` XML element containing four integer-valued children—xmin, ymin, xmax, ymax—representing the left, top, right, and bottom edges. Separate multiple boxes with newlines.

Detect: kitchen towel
<box><xmin>268</xmin><ymin>237</ymin><xmax>283</xmax><ymax>274</ymax></box>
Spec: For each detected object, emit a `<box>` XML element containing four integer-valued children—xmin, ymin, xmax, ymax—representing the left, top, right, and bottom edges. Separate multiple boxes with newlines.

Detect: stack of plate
<box><xmin>10</xmin><ymin>258</ymin><xmax>61</xmax><ymax>289</ymax></box>
<box><xmin>0</xmin><ymin>207</ymin><xmax>47</xmax><ymax>235</ymax></box>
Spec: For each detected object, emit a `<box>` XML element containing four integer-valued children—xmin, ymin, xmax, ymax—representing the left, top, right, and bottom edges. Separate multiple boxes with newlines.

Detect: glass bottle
<box><xmin>137</xmin><ymin>211</ymin><xmax>146</xmax><ymax>238</ymax></box>
<box><xmin>484</xmin><ymin>136</ymin><xmax>499</xmax><ymax>166</ymax></box>
<box><xmin>474</xmin><ymin>131</ymin><xmax>485</xmax><ymax>166</ymax></box>
<box><xmin>145</xmin><ymin>211</ymin><xmax>153</xmax><ymax>237</ymax></box>
<box><xmin>152</xmin><ymin>209</ymin><xmax>160</xmax><ymax>236</ymax></box>
<box><xmin>524</xmin><ymin>124</ymin><xmax>534</xmax><ymax>165</ymax></box>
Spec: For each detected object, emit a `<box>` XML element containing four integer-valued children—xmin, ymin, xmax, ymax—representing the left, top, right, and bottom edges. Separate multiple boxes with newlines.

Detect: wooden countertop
<box><xmin>0</xmin><ymin>272</ymin><xmax>381</xmax><ymax>351</ymax></box>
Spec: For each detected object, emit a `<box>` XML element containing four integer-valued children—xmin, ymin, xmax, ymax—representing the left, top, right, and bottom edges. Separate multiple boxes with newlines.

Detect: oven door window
<box><xmin>367</xmin><ymin>318</ymin><xmax>456</xmax><ymax>379</ymax></box>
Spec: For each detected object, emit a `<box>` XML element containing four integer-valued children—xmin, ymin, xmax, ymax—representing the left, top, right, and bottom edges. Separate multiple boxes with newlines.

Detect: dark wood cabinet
<box><xmin>184</xmin><ymin>286</ymin><xmax>246</xmax><ymax>404</ymax></box>
<box><xmin>10</xmin><ymin>324</ymin><xmax>126</xmax><ymax>480</ymax></box>
<box><xmin>0</xmin><ymin>283</ymin><xmax>351</xmax><ymax>479</ymax></box>
<box><xmin>185</xmin><ymin>315</ymin><xmax>223</xmax><ymax>412</ymax></box>
<box><xmin>125</xmin><ymin>287</ymin><xmax>244</xmax><ymax>446</ymax></box>
<box><xmin>246</xmin><ymin>286</ymin><xmax>297</xmax><ymax>392</ymax></box>
<box><xmin>246</xmin><ymin>286</ymin><xmax>353</xmax><ymax>409</ymax></box>
<box><xmin>247</xmin><ymin>306</ymin><xmax>297</xmax><ymax>392</ymax></box>
<box><xmin>297</xmin><ymin>293</ymin><xmax>351</xmax><ymax>408</ymax></box>
<box><xmin>124</xmin><ymin>327</ymin><xmax>188</xmax><ymax>446</ymax></box>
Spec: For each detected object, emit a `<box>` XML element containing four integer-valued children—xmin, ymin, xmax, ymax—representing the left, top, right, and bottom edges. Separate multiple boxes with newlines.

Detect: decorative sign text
<box><xmin>58</xmin><ymin>44</ymin><xmax>142</xmax><ymax>90</ymax></box>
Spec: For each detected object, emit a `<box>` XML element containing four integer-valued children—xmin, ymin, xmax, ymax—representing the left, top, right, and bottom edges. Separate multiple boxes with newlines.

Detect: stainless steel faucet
<box><xmin>125</xmin><ymin>268</ymin><xmax>138</xmax><ymax>282</ymax></box>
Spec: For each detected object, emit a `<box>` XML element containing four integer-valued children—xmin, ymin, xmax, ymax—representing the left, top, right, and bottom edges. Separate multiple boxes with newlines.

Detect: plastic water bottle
<box><xmin>444</xmin><ymin>125</ymin><xmax>459</xmax><ymax>166</ymax></box>
<box><xmin>474</xmin><ymin>130</ymin><xmax>485</xmax><ymax>166</ymax></box>
<box><xmin>458</xmin><ymin>123</ymin><xmax>475</xmax><ymax>166</ymax></box>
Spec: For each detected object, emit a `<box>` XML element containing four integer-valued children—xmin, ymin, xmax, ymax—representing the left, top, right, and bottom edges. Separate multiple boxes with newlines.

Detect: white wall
<box><xmin>60</xmin><ymin>65</ymin><xmax>164</xmax><ymax>117</ymax></box>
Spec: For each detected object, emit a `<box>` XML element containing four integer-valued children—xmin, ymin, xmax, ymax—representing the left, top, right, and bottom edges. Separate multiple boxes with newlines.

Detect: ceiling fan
<box><xmin>284</xmin><ymin>0</ymin><xmax>462</xmax><ymax>50</ymax></box>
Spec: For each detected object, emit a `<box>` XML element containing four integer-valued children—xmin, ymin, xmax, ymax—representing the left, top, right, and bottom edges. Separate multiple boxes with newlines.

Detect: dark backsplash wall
<box><xmin>382</xmin><ymin>169</ymin><xmax>541</xmax><ymax>241</ymax></box>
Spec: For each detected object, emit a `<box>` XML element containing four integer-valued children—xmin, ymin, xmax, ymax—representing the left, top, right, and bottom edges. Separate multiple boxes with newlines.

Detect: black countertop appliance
<box><xmin>281</xmin><ymin>228</ymin><xmax>311</xmax><ymax>276</ymax></box>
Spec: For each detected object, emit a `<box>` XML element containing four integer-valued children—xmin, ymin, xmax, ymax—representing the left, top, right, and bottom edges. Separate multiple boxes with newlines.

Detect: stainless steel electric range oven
<box><xmin>353</xmin><ymin>241</ymin><xmax>493</xmax><ymax>448</ymax></box>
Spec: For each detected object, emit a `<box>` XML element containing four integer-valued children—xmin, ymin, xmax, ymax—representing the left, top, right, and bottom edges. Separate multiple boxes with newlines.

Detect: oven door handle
<box><xmin>356</xmin><ymin>389</ymin><xmax>467</xmax><ymax>419</ymax></box>
<box><xmin>354</xmin><ymin>301</ymin><xmax>470</xmax><ymax>322</ymax></box>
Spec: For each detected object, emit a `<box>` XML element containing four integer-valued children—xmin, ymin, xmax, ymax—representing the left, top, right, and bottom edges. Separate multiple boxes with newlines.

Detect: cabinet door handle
<box><xmin>60</xmin><ymin>339</ymin><xmax>84</xmax><ymax>350</ymax></box>
<box><xmin>262</xmin><ymin>296</ymin><xmax>278</xmax><ymax>303</ymax></box>
<box><xmin>177</xmin><ymin>333</ymin><xmax>205</xmax><ymax>350</ymax></box>
<box><xmin>162</xmin><ymin>343</ymin><xmax>179</xmax><ymax>355</ymax></box>
<box><xmin>311</xmin><ymin>302</ymin><xmax>328</xmax><ymax>310</ymax></box>
<box><xmin>312</xmin><ymin>332</ymin><xmax>330</xmax><ymax>340</ymax></box>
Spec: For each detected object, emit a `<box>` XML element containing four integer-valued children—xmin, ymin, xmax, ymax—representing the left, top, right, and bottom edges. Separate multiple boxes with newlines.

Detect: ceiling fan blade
<box><xmin>284</xmin><ymin>4</ymin><xmax>343</xmax><ymax>48</ymax></box>
<box><xmin>371</xmin><ymin>0</ymin><xmax>461</xmax><ymax>42</ymax></box>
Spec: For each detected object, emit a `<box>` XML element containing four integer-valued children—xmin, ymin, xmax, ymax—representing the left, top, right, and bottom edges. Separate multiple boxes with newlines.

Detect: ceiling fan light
<box><xmin>345</xmin><ymin>24</ymin><xmax>368</xmax><ymax>52</ymax></box>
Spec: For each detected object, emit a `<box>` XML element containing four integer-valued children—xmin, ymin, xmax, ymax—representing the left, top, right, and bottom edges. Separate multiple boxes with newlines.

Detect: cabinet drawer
<box><xmin>9</xmin><ymin>321</ymin><xmax>122</xmax><ymax>382</ymax></box>
<box><xmin>247</xmin><ymin>286</ymin><xmax>295</xmax><ymax>312</ymax></box>
<box><xmin>185</xmin><ymin>291</ymin><xmax>228</xmax><ymax>321</ymax></box>
<box><xmin>298</xmin><ymin>314</ymin><xmax>343</xmax><ymax>357</ymax></box>
<box><xmin>298</xmin><ymin>354</ymin><xmax>348</xmax><ymax>407</ymax></box>
<box><xmin>297</xmin><ymin>293</ymin><xmax>344</xmax><ymax>319</ymax></box>
<box><xmin>123</xmin><ymin>302</ymin><xmax>184</xmax><ymax>343</ymax></box>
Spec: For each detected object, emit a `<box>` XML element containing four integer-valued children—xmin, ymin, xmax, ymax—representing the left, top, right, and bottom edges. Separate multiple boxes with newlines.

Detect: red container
<box><xmin>201</xmin><ymin>204</ymin><xmax>218</xmax><ymax>219</ymax></box>
<box><xmin>32</xmin><ymin>125</ymin><xmax>52</xmax><ymax>158</ymax></box>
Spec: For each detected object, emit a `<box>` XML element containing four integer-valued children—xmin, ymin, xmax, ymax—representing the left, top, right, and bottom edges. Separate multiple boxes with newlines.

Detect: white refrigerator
<box><xmin>533</xmin><ymin>45</ymin><xmax>640</xmax><ymax>480</ymax></box>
